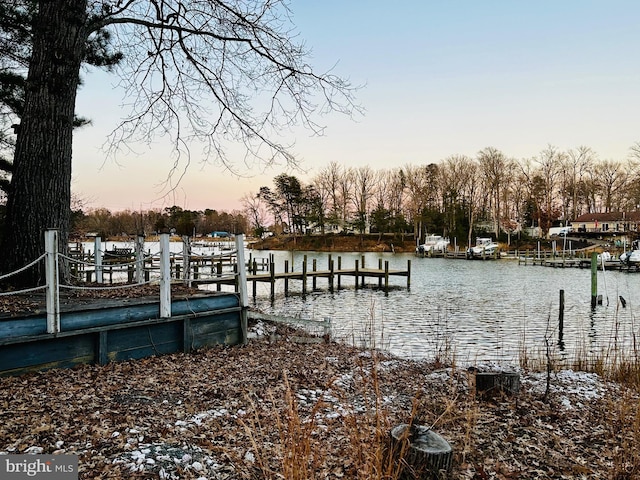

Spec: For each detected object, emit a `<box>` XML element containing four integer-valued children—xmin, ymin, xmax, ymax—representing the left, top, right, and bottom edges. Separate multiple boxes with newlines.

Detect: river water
<box><xmin>80</xmin><ymin>241</ymin><xmax>640</xmax><ymax>365</ymax></box>
<box><xmin>243</xmin><ymin>250</ymin><xmax>640</xmax><ymax>365</ymax></box>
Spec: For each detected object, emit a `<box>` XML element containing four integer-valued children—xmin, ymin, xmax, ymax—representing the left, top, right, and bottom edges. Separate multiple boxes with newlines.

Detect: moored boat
<box><xmin>416</xmin><ymin>235</ymin><xmax>450</xmax><ymax>254</ymax></box>
<box><xmin>466</xmin><ymin>237</ymin><xmax>500</xmax><ymax>259</ymax></box>
<box><xmin>620</xmin><ymin>240</ymin><xmax>640</xmax><ymax>265</ymax></box>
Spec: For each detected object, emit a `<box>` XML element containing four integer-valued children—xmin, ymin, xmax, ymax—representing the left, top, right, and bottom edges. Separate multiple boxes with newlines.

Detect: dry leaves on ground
<box><xmin>0</xmin><ymin>322</ymin><xmax>638</xmax><ymax>479</ymax></box>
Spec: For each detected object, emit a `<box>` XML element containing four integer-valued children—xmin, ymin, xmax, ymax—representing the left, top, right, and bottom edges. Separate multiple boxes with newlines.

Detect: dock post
<box><xmin>591</xmin><ymin>253</ymin><xmax>598</xmax><ymax>309</ymax></box>
<box><xmin>216</xmin><ymin>262</ymin><xmax>222</xmax><ymax>291</ymax></box>
<box><xmin>558</xmin><ymin>289</ymin><xmax>565</xmax><ymax>346</ymax></box>
<box><xmin>159</xmin><ymin>233</ymin><xmax>171</xmax><ymax>318</ymax></box>
<box><xmin>252</xmin><ymin>273</ymin><xmax>257</xmax><ymax>298</ymax></box>
<box><xmin>182</xmin><ymin>235</ymin><xmax>191</xmax><ymax>286</ymax></box>
<box><xmin>355</xmin><ymin>259</ymin><xmax>360</xmax><ymax>290</ymax></box>
<box><xmin>338</xmin><ymin>257</ymin><xmax>342</xmax><ymax>289</ymax></box>
<box><xmin>95</xmin><ymin>236</ymin><xmax>103</xmax><ymax>284</ymax></box>
<box><xmin>270</xmin><ymin>260</ymin><xmax>275</xmax><ymax>300</ymax></box>
<box><xmin>328</xmin><ymin>255</ymin><xmax>333</xmax><ymax>291</ymax></box>
<box><xmin>312</xmin><ymin>258</ymin><xmax>317</xmax><ymax>290</ymax></box>
<box><xmin>361</xmin><ymin>256</ymin><xmax>366</xmax><ymax>287</ymax></box>
<box><xmin>302</xmin><ymin>255</ymin><xmax>308</xmax><ymax>295</ymax></box>
<box><xmin>407</xmin><ymin>260</ymin><xmax>411</xmax><ymax>289</ymax></box>
<box><xmin>135</xmin><ymin>235</ymin><xmax>145</xmax><ymax>283</ymax></box>
<box><xmin>235</xmin><ymin>234</ymin><xmax>249</xmax><ymax>344</ymax></box>
<box><xmin>45</xmin><ymin>229</ymin><xmax>60</xmax><ymax>334</ymax></box>
<box><xmin>384</xmin><ymin>260</ymin><xmax>389</xmax><ymax>296</ymax></box>
<box><xmin>284</xmin><ymin>260</ymin><xmax>289</xmax><ymax>296</ymax></box>
<box><xmin>378</xmin><ymin>259</ymin><xmax>383</xmax><ymax>288</ymax></box>
<box><xmin>329</xmin><ymin>259</ymin><xmax>334</xmax><ymax>292</ymax></box>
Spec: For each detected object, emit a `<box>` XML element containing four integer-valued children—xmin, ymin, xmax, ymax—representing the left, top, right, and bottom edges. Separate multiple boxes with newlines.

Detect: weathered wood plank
<box><xmin>0</xmin><ymin>293</ymin><xmax>244</xmax><ymax>376</ymax></box>
<box><xmin>106</xmin><ymin>324</ymin><xmax>183</xmax><ymax>362</ymax></box>
<box><xmin>0</xmin><ymin>335</ymin><xmax>95</xmax><ymax>371</ymax></box>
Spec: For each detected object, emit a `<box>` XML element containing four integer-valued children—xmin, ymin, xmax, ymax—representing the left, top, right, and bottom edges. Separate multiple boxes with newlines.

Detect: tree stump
<box><xmin>473</xmin><ymin>371</ymin><xmax>520</xmax><ymax>398</ymax></box>
<box><xmin>389</xmin><ymin>424</ymin><xmax>453</xmax><ymax>479</ymax></box>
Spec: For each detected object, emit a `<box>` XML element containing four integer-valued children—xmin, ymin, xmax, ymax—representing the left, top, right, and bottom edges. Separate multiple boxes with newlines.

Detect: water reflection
<box><xmin>247</xmin><ymin>251</ymin><xmax>640</xmax><ymax>364</ymax></box>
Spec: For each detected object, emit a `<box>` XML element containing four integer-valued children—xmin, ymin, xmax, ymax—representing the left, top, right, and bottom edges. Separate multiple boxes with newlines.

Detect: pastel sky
<box><xmin>72</xmin><ymin>0</ymin><xmax>640</xmax><ymax>213</ymax></box>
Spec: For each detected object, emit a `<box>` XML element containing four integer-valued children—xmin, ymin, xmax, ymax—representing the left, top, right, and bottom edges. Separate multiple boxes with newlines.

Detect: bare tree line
<box><xmin>243</xmin><ymin>143</ymin><xmax>640</xmax><ymax>243</ymax></box>
<box><xmin>72</xmin><ymin>206</ymin><xmax>249</xmax><ymax>239</ymax></box>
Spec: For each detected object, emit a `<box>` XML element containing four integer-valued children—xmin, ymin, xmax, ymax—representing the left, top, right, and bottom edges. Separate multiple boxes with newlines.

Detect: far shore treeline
<box><xmin>51</xmin><ymin>143</ymin><xmax>640</xmax><ymax>244</ymax></box>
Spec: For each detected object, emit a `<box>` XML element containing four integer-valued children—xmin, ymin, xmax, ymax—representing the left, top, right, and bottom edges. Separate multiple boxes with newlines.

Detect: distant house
<box><xmin>573</xmin><ymin>212</ymin><xmax>640</xmax><ymax>234</ymax></box>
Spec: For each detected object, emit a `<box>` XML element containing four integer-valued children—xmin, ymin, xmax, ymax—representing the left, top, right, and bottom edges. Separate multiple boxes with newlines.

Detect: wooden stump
<box><xmin>390</xmin><ymin>424</ymin><xmax>453</xmax><ymax>479</ymax></box>
<box><xmin>473</xmin><ymin>371</ymin><xmax>520</xmax><ymax>398</ymax></box>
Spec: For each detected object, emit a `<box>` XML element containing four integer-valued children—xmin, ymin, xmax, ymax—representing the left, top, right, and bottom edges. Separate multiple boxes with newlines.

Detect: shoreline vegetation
<box><xmin>92</xmin><ymin>231</ymin><xmax>606</xmax><ymax>255</ymax></box>
<box><xmin>1</xmin><ymin>319</ymin><xmax>639</xmax><ymax>479</ymax></box>
<box><xmin>248</xmin><ymin>233</ymin><xmax>416</xmax><ymax>253</ymax></box>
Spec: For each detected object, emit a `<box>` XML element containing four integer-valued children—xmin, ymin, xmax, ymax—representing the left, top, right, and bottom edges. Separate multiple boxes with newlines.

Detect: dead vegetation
<box><xmin>1</xmin><ymin>321</ymin><xmax>639</xmax><ymax>479</ymax></box>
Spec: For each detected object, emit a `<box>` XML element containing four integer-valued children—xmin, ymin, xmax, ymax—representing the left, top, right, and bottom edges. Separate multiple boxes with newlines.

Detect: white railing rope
<box><xmin>0</xmin><ymin>285</ymin><xmax>47</xmax><ymax>296</ymax></box>
<box><xmin>2</xmin><ymin>230</ymin><xmax>251</xmax><ymax>335</ymax></box>
<box><xmin>59</xmin><ymin>279</ymin><xmax>157</xmax><ymax>291</ymax></box>
<box><xmin>0</xmin><ymin>253</ymin><xmax>46</xmax><ymax>281</ymax></box>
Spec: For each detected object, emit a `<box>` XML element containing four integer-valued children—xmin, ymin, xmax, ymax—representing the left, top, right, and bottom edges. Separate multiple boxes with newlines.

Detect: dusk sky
<box><xmin>72</xmin><ymin>1</ymin><xmax>640</xmax><ymax>213</ymax></box>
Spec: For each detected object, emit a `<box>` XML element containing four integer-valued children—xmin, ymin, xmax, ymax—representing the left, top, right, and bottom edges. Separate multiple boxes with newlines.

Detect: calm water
<box><xmin>244</xmin><ymin>250</ymin><xmax>640</xmax><ymax>364</ymax></box>
<box><xmin>80</xmin><ymin>241</ymin><xmax>640</xmax><ymax>364</ymax></box>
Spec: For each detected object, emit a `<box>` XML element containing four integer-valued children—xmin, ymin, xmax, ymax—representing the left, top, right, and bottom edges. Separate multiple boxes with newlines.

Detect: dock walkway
<box><xmin>194</xmin><ymin>255</ymin><xmax>411</xmax><ymax>298</ymax></box>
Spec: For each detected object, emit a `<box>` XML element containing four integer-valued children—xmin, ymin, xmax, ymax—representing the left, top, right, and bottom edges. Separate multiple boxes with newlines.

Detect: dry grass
<box><xmin>3</xmin><ymin>320</ymin><xmax>640</xmax><ymax>479</ymax></box>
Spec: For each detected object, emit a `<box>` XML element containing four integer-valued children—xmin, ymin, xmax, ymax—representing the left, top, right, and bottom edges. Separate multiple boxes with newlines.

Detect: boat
<box><xmin>619</xmin><ymin>240</ymin><xmax>640</xmax><ymax>265</ymax></box>
<box><xmin>466</xmin><ymin>237</ymin><xmax>500</xmax><ymax>259</ymax></box>
<box><xmin>597</xmin><ymin>251</ymin><xmax>612</xmax><ymax>263</ymax></box>
<box><xmin>416</xmin><ymin>235</ymin><xmax>450</xmax><ymax>254</ymax></box>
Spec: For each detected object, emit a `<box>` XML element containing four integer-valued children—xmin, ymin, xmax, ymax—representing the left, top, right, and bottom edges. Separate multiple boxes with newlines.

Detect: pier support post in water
<box><xmin>302</xmin><ymin>255</ymin><xmax>308</xmax><ymax>295</ymax></box>
<box><xmin>270</xmin><ymin>260</ymin><xmax>275</xmax><ymax>300</ymax></box>
<box><xmin>384</xmin><ymin>261</ymin><xmax>390</xmax><ymax>295</ymax></box>
<box><xmin>284</xmin><ymin>260</ymin><xmax>289</xmax><ymax>296</ymax></box>
<box><xmin>312</xmin><ymin>258</ymin><xmax>317</xmax><ymax>290</ymax></box>
<box><xmin>591</xmin><ymin>252</ymin><xmax>598</xmax><ymax>309</ymax></box>
<box><xmin>558</xmin><ymin>289</ymin><xmax>565</xmax><ymax>347</ymax></box>
<box><xmin>329</xmin><ymin>256</ymin><xmax>334</xmax><ymax>292</ymax></box>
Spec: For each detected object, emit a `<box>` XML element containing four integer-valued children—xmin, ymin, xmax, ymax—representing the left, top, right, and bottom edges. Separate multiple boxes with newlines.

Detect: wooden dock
<box><xmin>194</xmin><ymin>254</ymin><xmax>411</xmax><ymax>298</ymax></box>
<box><xmin>517</xmin><ymin>254</ymin><xmax>640</xmax><ymax>271</ymax></box>
<box><xmin>0</xmin><ymin>293</ymin><xmax>243</xmax><ymax>376</ymax></box>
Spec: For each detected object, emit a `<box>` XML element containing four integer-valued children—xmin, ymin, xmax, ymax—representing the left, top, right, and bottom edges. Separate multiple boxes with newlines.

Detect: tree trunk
<box><xmin>0</xmin><ymin>0</ymin><xmax>87</xmax><ymax>287</ymax></box>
